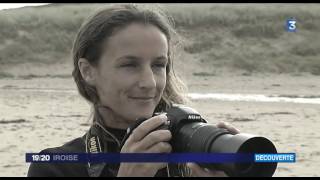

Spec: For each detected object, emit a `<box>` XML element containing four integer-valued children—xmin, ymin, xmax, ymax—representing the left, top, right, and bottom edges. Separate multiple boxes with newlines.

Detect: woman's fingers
<box><xmin>138</xmin><ymin>130</ymin><xmax>172</xmax><ymax>150</ymax></box>
<box><xmin>128</xmin><ymin>114</ymin><xmax>167</xmax><ymax>143</ymax></box>
<box><xmin>217</xmin><ymin>121</ymin><xmax>240</xmax><ymax>134</ymax></box>
<box><xmin>187</xmin><ymin>163</ymin><xmax>227</xmax><ymax>177</ymax></box>
<box><xmin>121</xmin><ymin>114</ymin><xmax>172</xmax><ymax>153</ymax></box>
<box><xmin>146</xmin><ymin>141</ymin><xmax>172</xmax><ymax>153</ymax></box>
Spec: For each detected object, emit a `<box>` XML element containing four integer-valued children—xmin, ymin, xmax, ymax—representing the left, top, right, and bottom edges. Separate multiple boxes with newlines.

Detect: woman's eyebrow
<box><xmin>116</xmin><ymin>55</ymin><xmax>168</xmax><ymax>62</ymax></box>
<box><xmin>154</xmin><ymin>55</ymin><xmax>168</xmax><ymax>62</ymax></box>
<box><xmin>117</xmin><ymin>55</ymin><xmax>140</xmax><ymax>61</ymax></box>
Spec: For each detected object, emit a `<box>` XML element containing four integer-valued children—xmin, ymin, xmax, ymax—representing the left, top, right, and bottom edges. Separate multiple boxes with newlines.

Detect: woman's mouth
<box><xmin>129</xmin><ymin>96</ymin><xmax>154</xmax><ymax>100</ymax></box>
<box><xmin>128</xmin><ymin>96</ymin><xmax>156</xmax><ymax>103</ymax></box>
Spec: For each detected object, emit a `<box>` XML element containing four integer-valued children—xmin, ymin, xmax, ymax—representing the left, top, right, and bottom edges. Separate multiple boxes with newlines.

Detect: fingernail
<box><xmin>159</xmin><ymin>114</ymin><xmax>167</xmax><ymax>121</ymax></box>
<box><xmin>164</xmin><ymin>119</ymin><xmax>170</xmax><ymax>126</ymax></box>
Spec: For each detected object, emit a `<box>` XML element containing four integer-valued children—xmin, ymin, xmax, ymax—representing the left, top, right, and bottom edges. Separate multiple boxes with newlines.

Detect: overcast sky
<box><xmin>0</xmin><ymin>3</ymin><xmax>50</xmax><ymax>11</ymax></box>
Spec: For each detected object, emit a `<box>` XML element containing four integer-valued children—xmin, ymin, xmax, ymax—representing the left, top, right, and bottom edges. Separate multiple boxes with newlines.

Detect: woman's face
<box><xmin>93</xmin><ymin>23</ymin><xmax>168</xmax><ymax>125</ymax></box>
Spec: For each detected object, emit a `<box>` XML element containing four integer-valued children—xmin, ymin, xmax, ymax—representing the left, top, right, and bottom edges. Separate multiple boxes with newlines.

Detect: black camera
<box><xmin>165</xmin><ymin>104</ymin><xmax>278</xmax><ymax>177</ymax></box>
<box><xmin>122</xmin><ymin>104</ymin><xmax>278</xmax><ymax>177</ymax></box>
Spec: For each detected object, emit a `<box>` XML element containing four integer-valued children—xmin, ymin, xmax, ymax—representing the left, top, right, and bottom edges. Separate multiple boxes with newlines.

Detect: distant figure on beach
<box><xmin>27</xmin><ymin>4</ymin><xmax>239</xmax><ymax>177</ymax></box>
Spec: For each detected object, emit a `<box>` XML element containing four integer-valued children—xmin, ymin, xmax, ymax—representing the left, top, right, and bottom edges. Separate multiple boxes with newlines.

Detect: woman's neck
<box><xmin>97</xmin><ymin>106</ymin><xmax>131</xmax><ymax>130</ymax></box>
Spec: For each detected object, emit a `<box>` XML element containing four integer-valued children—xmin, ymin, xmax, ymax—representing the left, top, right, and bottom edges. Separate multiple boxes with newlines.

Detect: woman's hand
<box><xmin>187</xmin><ymin>121</ymin><xmax>240</xmax><ymax>177</ymax></box>
<box><xmin>117</xmin><ymin>114</ymin><xmax>171</xmax><ymax>177</ymax></box>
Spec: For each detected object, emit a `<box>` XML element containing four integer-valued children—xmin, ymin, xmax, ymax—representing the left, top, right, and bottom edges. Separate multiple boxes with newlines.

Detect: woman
<box><xmin>27</xmin><ymin>4</ymin><xmax>240</xmax><ymax>177</ymax></box>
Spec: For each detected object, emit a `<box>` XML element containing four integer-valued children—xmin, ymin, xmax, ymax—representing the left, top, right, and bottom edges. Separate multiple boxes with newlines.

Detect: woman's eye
<box><xmin>153</xmin><ymin>63</ymin><xmax>166</xmax><ymax>68</ymax></box>
<box><xmin>120</xmin><ymin>63</ymin><xmax>137</xmax><ymax>68</ymax></box>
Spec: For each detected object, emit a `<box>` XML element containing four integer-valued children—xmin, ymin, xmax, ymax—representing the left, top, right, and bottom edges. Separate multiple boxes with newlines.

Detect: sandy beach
<box><xmin>0</xmin><ymin>72</ymin><xmax>319</xmax><ymax>177</ymax></box>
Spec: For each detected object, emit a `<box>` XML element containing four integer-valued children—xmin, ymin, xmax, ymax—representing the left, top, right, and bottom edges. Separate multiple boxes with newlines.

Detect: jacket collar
<box><xmin>85</xmin><ymin>118</ymin><xmax>123</xmax><ymax>177</ymax></box>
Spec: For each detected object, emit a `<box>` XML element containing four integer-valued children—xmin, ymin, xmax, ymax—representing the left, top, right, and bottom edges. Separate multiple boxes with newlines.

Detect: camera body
<box><xmin>122</xmin><ymin>104</ymin><xmax>278</xmax><ymax>177</ymax></box>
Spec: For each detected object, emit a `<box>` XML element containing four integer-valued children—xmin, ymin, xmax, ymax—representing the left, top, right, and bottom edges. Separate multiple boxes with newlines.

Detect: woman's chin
<box><xmin>128</xmin><ymin>110</ymin><xmax>154</xmax><ymax>122</ymax></box>
<box><xmin>137</xmin><ymin>111</ymin><xmax>154</xmax><ymax>119</ymax></box>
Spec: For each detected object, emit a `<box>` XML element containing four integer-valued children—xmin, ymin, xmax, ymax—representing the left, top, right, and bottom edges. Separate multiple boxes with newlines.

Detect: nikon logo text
<box><xmin>188</xmin><ymin>115</ymin><xmax>201</xmax><ymax>120</ymax></box>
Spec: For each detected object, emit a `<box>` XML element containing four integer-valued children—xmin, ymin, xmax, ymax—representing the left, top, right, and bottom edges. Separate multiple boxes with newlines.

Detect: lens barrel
<box><xmin>171</xmin><ymin>122</ymin><xmax>277</xmax><ymax>177</ymax></box>
<box><xmin>166</xmin><ymin>105</ymin><xmax>278</xmax><ymax>177</ymax></box>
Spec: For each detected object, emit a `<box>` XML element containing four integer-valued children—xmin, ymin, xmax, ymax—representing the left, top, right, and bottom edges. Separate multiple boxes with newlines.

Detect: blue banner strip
<box><xmin>26</xmin><ymin>153</ymin><xmax>295</xmax><ymax>163</ymax></box>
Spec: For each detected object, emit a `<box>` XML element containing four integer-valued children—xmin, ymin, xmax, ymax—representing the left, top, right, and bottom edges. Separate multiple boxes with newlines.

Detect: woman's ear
<box><xmin>78</xmin><ymin>58</ymin><xmax>96</xmax><ymax>86</ymax></box>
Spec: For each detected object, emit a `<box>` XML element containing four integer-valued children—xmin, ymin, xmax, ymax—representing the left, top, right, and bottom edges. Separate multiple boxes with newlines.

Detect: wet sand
<box><xmin>0</xmin><ymin>74</ymin><xmax>319</xmax><ymax>177</ymax></box>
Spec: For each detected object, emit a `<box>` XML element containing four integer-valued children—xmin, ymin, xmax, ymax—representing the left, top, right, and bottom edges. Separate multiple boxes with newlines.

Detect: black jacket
<box><xmin>27</xmin><ymin>122</ymin><xmax>188</xmax><ymax>177</ymax></box>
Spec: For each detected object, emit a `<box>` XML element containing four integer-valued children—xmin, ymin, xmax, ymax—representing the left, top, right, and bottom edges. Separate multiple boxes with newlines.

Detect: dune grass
<box><xmin>0</xmin><ymin>3</ymin><xmax>319</xmax><ymax>75</ymax></box>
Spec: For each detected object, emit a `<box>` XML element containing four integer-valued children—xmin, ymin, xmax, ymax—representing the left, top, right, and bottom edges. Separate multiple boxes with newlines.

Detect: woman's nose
<box><xmin>138</xmin><ymin>67</ymin><xmax>156</xmax><ymax>89</ymax></box>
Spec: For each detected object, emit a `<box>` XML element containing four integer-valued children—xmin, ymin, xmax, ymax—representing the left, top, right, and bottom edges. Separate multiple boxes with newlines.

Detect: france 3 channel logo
<box><xmin>286</xmin><ymin>18</ymin><xmax>297</xmax><ymax>32</ymax></box>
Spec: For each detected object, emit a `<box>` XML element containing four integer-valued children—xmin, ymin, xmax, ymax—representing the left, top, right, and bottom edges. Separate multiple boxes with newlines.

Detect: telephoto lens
<box><xmin>166</xmin><ymin>105</ymin><xmax>278</xmax><ymax>177</ymax></box>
